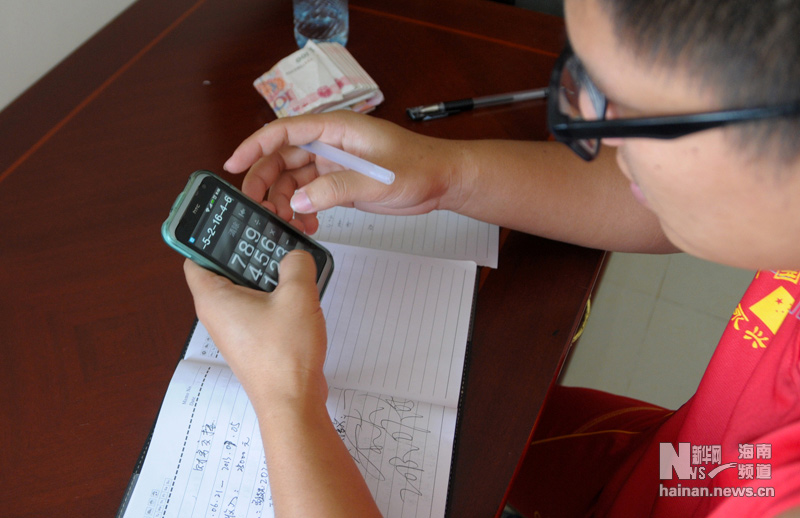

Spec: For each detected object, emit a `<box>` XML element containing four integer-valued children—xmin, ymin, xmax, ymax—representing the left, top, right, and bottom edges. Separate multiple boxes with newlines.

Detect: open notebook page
<box><xmin>120</xmin><ymin>363</ymin><xmax>456</xmax><ymax>518</ymax></box>
<box><xmin>184</xmin><ymin>242</ymin><xmax>477</xmax><ymax>408</ymax></box>
<box><xmin>319</xmin><ymin>242</ymin><xmax>475</xmax><ymax>407</ymax></box>
<box><xmin>312</xmin><ymin>206</ymin><xmax>499</xmax><ymax>268</ymax></box>
<box><xmin>327</xmin><ymin>387</ymin><xmax>456</xmax><ymax>518</ymax></box>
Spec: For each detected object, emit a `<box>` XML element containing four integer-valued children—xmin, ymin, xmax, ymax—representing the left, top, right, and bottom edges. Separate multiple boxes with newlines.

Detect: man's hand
<box><xmin>223</xmin><ymin>111</ymin><xmax>470</xmax><ymax>235</ymax></box>
<box><xmin>183</xmin><ymin>251</ymin><xmax>328</xmax><ymax>409</ymax></box>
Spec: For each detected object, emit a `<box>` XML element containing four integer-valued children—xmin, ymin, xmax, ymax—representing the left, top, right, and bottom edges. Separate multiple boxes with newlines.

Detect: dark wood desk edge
<box><xmin>449</xmin><ymin>232</ymin><xmax>605</xmax><ymax>517</ymax></box>
<box><xmin>350</xmin><ymin>3</ymin><xmax>563</xmax><ymax>58</ymax></box>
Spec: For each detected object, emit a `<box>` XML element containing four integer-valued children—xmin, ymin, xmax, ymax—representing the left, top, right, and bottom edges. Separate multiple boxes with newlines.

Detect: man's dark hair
<box><xmin>597</xmin><ymin>0</ymin><xmax>800</xmax><ymax>163</ymax></box>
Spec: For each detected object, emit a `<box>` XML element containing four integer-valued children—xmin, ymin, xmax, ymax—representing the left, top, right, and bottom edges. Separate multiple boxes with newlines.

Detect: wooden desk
<box><xmin>0</xmin><ymin>0</ymin><xmax>603</xmax><ymax>516</ymax></box>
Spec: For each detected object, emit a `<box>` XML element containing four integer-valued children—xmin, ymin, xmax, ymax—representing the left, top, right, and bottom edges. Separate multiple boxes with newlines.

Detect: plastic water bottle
<box><xmin>293</xmin><ymin>0</ymin><xmax>349</xmax><ymax>48</ymax></box>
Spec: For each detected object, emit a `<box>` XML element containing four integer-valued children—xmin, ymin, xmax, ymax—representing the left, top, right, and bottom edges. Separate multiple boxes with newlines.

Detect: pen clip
<box><xmin>421</xmin><ymin>112</ymin><xmax>450</xmax><ymax>121</ymax></box>
<box><xmin>406</xmin><ymin>104</ymin><xmax>446</xmax><ymax>121</ymax></box>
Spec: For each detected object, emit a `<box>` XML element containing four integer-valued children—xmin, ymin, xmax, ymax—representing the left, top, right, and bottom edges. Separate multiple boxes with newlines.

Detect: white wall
<box><xmin>0</xmin><ymin>0</ymin><xmax>138</xmax><ymax>111</ymax></box>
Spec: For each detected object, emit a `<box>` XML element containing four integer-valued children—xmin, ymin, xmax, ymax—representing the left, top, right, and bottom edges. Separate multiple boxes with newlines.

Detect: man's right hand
<box><xmin>222</xmin><ymin>111</ymin><xmax>471</xmax><ymax>235</ymax></box>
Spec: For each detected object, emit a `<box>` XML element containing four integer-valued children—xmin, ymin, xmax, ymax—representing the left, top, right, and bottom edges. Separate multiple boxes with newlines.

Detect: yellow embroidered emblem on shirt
<box><xmin>731</xmin><ymin>304</ymin><xmax>749</xmax><ymax>330</ymax></box>
<box><xmin>773</xmin><ymin>270</ymin><xmax>800</xmax><ymax>284</ymax></box>
<box><xmin>744</xmin><ymin>326</ymin><xmax>770</xmax><ymax>348</ymax></box>
<box><xmin>748</xmin><ymin>286</ymin><xmax>795</xmax><ymax>334</ymax></box>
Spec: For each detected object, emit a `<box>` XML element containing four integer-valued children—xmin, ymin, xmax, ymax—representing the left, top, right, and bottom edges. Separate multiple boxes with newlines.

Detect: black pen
<box><xmin>406</xmin><ymin>87</ymin><xmax>548</xmax><ymax>121</ymax></box>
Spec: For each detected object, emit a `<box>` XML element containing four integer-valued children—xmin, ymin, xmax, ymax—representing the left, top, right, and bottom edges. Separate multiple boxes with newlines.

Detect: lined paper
<box><xmin>320</xmin><ymin>243</ymin><xmax>475</xmax><ymax>407</ymax></box>
<box><xmin>121</xmin><ymin>361</ymin><xmax>455</xmax><ymax>518</ymax></box>
<box><xmin>185</xmin><ymin>242</ymin><xmax>476</xmax><ymax>407</ymax></box>
<box><xmin>313</xmin><ymin>207</ymin><xmax>498</xmax><ymax>268</ymax></box>
<box><xmin>326</xmin><ymin>388</ymin><xmax>456</xmax><ymax>518</ymax></box>
<box><xmin>123</xmin><ymin>362</ymin><xmax>273</xmax><ymax>518</ymax></box>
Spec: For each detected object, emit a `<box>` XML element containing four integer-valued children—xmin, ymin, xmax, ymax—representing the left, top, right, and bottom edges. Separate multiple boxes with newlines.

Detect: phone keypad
<box><xmin>185</xmin><ymin>178</ymin><xmax>330</xmax><ymax>293</ymax></box>
<box><xmin>216</xmin><ymin>205</ymin><xmax>324</xmax><ymax>292</ymax></box>
<box><xmin>200</xmin><ymin>196</ymin><xmax>326</xmax><ymax>291</ymax></box>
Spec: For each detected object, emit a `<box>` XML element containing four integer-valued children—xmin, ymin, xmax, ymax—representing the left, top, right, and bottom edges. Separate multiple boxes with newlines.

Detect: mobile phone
<box><xmin>162</xmin><ymin>170</ymin><xmax>334</xmax><ymax>295</ymax></box>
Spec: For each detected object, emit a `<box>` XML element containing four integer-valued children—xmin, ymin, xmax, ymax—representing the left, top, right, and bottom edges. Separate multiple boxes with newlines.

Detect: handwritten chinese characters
<box><xmin>327</xmin><ymin>388</ymin><xmax>456</xmax><ymax>518</ymax></box>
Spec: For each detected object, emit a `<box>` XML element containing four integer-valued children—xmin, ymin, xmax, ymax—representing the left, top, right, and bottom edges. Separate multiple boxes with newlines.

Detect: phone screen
<box><xmin>166</xmin><ymin>172</ymin><xmax>333</xmax><ymax>293</ymax></box>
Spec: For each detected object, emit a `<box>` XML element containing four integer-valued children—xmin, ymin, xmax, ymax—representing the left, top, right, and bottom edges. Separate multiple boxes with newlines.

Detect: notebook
<box><xmin>117</xmin><ymin>209</ymin><xmax>498</xmax><ymax>518</ymax></box>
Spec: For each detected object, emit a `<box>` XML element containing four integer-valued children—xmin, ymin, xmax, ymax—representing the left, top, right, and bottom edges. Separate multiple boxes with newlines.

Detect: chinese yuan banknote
<box><xmin>254</xmin><ymin>41</ymin><xmax>383</xmax><ymax>118</ymax></box>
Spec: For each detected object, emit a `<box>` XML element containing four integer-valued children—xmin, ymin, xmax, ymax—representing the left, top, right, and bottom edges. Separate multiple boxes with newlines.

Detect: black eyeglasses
<box><xmin>547</xmin><ymin>43</ymin><xmax>800</xmax><ymax>161</ymax></box>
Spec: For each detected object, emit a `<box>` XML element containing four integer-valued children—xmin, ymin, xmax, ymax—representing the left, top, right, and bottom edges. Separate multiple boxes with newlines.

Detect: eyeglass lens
<box><xmin>558</xmin><ymin>54</ymin><xmax>607</xmax><ymax>156</ymax></box>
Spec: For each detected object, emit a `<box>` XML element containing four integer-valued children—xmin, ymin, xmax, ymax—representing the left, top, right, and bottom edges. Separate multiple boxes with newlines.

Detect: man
<box><xmin>184</xmin><ymin>0</ymin><xmax>800</xmax><ymax>515</ymax></box>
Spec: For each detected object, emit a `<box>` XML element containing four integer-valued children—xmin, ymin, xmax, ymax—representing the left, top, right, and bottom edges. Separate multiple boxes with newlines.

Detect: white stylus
<box><xmin>299</xmin><ymin>141</ymin><xmax>395</xmax><ymax>185</ymax></box>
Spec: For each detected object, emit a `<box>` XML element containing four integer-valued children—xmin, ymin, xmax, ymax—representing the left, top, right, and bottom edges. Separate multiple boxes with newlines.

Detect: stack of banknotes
<box><xmin>254</xmin><ymin>41</ymin><xmax>384</xmax><ymax>118</ymax></box>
